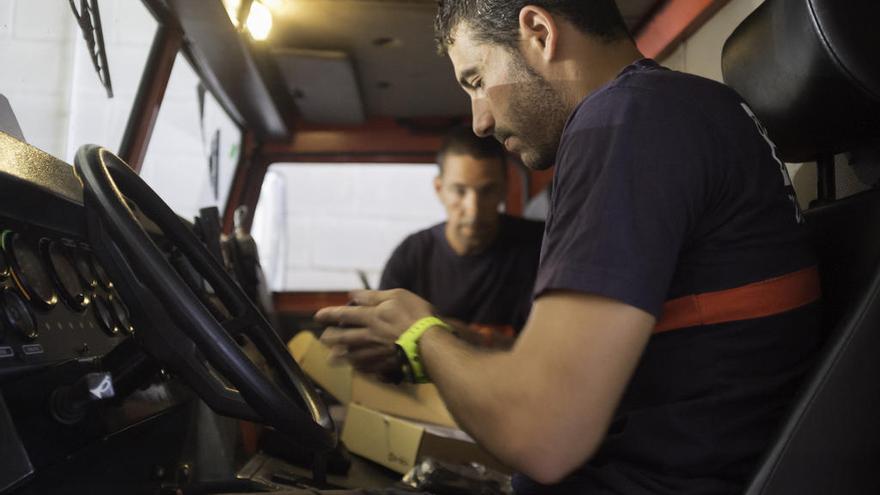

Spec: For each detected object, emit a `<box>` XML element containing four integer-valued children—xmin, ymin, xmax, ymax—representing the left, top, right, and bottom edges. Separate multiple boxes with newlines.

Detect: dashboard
<box><xmin>0</xmin><ymin>131</ymin><xmax>192</xmax><ymax>494</ymax></box>
<box><xmin>0</xmin><ymin>131</ymin><xmax>133</xmax><ymax>380</ymax></box>
<box><xmin>0</xmin><ymin>129</ymin><xmax>317</xmax><ymax>495</ymax></box>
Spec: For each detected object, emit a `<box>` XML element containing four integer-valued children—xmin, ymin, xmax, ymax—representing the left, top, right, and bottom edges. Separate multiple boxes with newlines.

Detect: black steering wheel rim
<box><xmin>74</xmin><ymin>144</ymin><xmax>336</xmax><ymax>451</ymax></box>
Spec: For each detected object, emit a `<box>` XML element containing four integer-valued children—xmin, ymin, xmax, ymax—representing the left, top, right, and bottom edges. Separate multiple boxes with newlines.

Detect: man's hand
<box><xmin>315</xmin><ymin>289</ymin><xmax>434</xmax><ymax>373</ymax></box>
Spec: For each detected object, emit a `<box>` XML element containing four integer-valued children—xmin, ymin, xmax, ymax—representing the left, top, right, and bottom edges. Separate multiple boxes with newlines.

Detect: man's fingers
<box><xmin>349</xmin><ymin>289</ymin><xmax>400</xmax><ymax>307</ymax></box>
<box><xmin>346</xmin><ymin>344</ymin><xmax>396</xmax><ymax>368</ymax></box>
<box><xmin>314</xmin><ymin>305</ymin><xmax>373</xmax><ymax>327</ymax></box>
<box><xmin>320</xmin><ymin>328</ymin><xmax>399</xmax><ymax>371</ymax></box>
<box><xmin>357</xmin><ymin>355</ymin><xmax>402</xmax><ymax>375</ymax></box>
<box><xmin>321</xmin><ymin>328</ymin><xmax>383</xmax><ymax>366</ymax></box>
<box><xmin>347</xmin><ymin>345</ymin><xmax>401</xmax><ymax>375</ymax></box>
<box><xmin>320</xmin><ymin>327</ymin><xmax>384</xmax><ymax>348</ymax></box>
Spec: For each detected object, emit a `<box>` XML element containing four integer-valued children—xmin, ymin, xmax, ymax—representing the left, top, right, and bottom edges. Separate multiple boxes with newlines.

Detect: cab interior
<box><xmin>0</xmin><ymin>0</ymin><xmax>878</xmax><ymax>494</ymax></box>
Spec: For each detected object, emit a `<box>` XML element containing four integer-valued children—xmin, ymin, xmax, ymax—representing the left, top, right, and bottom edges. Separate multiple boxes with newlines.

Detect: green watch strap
<box><xmin>395</xmin><ymin>316</ymin><xmax>451</xmax><ymax>383</ymax></box>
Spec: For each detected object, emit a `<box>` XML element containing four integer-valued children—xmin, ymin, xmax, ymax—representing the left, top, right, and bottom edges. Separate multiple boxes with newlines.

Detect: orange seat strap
<box><xmin>654</xmin><ymin>266</ymin><xmax>821</xmax><ymax>333</ymax></box>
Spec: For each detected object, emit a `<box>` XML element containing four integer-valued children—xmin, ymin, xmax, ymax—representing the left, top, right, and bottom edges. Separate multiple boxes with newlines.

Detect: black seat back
<box><xmin>807</xmin><ymin>192</ymin><xmax>880</xmax><ymax>327</ymax></box>
<box><xmin>722</xmin><ymin>0</ymin><xmax>880</xmax><ymax>163</ymax></box>
<box><xmin>722</xmin><ymin>0</ymin><xmax>880</xmax><ymax>493</ymax></box>
<box><xmin>746</xmin><ymin>190</ymin><xmax>880</xmax><ymax>494</ymax></box>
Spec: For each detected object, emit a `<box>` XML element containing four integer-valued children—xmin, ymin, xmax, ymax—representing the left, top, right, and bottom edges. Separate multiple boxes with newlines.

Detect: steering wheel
<box><xmin>74</xmin><ymin>145</ymin><xmax>336</xmax><ymax>452</ymax></box>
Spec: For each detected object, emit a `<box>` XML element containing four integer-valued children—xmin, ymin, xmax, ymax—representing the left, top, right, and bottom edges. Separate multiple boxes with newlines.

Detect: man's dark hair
<box><xmin>434</xmin><ymin>1</ymin><xmax>630</xmax><ymax>54</ymax></box>
<box><xmin>436</xmin><ymin>126</ymin><xmax>507</xmax><ymax>177</ymax></box>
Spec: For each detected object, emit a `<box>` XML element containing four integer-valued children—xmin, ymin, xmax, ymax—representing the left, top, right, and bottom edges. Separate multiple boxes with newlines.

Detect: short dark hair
<box><xmin>434</xmin><ymin>1</ymin><xmax>630</xmax><ymax>54</ymax></box>
<box><xmin>436</xmin><ymin>126</ymin><xmax>507</xmax><ymax>177</ymax></box>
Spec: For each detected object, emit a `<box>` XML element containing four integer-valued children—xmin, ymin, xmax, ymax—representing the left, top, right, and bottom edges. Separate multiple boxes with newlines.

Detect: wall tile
<box><xmin>0</xmin><ymin>0</ymin><xmax>13</xmax><ymax>39</ymax></box>
<box><xmin>13</xmin><ymin>0</ymin><xmax>74</xmax><ymax>41</ymax></box>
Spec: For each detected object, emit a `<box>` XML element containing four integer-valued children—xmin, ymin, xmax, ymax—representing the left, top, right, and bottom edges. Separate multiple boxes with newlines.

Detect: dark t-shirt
<box><xmin>514</xmin><ymin>60</ymin><xmax>824</xmax><ymax>494</ymax></box>
<box><xmin>379</xmin><ymin>214</ymin><xmax>544</xmax><ymax>331</ymax></box>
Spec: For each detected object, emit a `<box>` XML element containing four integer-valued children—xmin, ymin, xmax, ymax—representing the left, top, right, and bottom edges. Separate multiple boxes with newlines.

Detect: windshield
<box><xmin>139</xmin><ymin>53</ymin><xmax>242</xmax><ymax>222</ymax></box>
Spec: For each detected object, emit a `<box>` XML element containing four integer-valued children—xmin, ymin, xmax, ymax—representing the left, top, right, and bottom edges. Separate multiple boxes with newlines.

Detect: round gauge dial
<box><xmin>44</xmin><ymin>240</ymin><xmax>90</xmax><ymax>312</ymax></box>
<box><xmin>90</xmin><ymin>254</ymin><xmax>114</xmax><ymax>291</ymax></box>
<box><xmin>72</xmin><ymin>247</ymin><xmax>98</xmax><ymax>289</ymax></box>
<box><xmin>3</xmin><ymin>232</ymin><xmax>58</xmax><ymax>311</ymax></box>
<box><xmin>108</xmin><ymin>294</ymin><xmax>134</xmax><ymax>335</ymax></box>
<box><xmin>92</xmin><ymin>294</ymin><xmax>119</xmax><ymax>336</ymax></box>
<box><xmin>1</xmin><ymin>288</ymin><xmax>38</xmax><ymax>340</ymax></box>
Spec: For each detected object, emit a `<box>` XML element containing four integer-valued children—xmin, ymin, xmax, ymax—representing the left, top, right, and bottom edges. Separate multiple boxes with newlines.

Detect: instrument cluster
<box><xmin>0</xmin><ymin>222</ymin><xmax>134</xmax><ymax>376</ymax></box>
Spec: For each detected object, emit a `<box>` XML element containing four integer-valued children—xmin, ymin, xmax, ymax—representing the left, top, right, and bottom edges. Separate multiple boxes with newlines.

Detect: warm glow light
<box><xmin>222</xmin><ymin>0</ymin><xmax>243</xmax><ymax>26</ymax></box>
<box><xmin>246</xmin><ymin>1</ymin><xmax>273</xmax><ymax>41</ymax></box>
<box><xmin>260</xmin><ymin>0</ymin><xmax>284</xmax><ymax>10</ymax></box>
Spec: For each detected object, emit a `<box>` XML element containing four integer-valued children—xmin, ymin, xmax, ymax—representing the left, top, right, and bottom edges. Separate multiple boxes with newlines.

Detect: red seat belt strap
<box><xmin>655</xmin><ymin>266</ymin><xmax>821</xmax><ymax>333</ymax></box>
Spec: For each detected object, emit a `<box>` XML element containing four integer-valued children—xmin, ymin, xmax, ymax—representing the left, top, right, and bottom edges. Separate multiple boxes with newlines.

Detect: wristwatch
<box><xmin>395</xmin><ymin>316</ymin><xmax>451</xmax><ymax>383</ymax></box>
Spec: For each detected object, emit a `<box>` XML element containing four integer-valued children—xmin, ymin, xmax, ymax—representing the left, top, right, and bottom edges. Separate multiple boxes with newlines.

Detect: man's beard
<box><xmin>500</xmin><ymin>54</ymin><xmax>570</xmax><ymax>170</ymax></box>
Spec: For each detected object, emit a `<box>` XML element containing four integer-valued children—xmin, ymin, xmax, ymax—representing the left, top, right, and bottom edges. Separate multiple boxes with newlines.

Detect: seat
<box><xmin>721</xmin><ymin>0</ymin><xmax>880</xmax><ymax>493</ymax></box>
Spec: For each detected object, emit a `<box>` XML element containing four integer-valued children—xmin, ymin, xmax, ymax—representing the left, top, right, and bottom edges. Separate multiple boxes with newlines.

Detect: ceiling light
<box><xmin>246</xmin><ymin>1</ymin><xmax>273</xmax><ymax>41</ymax></box>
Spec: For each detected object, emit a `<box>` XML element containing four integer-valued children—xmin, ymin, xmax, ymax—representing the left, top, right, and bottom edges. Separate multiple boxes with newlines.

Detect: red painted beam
<box><xmin>118</xmin><ymin>24</ymin><xmax>182</xmax><ymax>172</ymax></box>
<box><xmin>262</xmin><ymin>117</ymin><xmax>447</xmax><ymax>157</ymax></box>
<box><xmin>273</xmin><ymin>291</ymin><xmax>350</xmax><ymax>315</ymax></box>
<box><xmin>634</xmin><ymin>0</ymin><xmax>732</xmax><ymax>60</ymax></box>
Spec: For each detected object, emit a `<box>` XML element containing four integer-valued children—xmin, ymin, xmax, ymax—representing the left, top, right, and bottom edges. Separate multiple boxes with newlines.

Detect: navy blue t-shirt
<box><xmin>515</xmin><ymin>60</ymin><xmax>823</xmax><ymax>494</ymax></box>
<box><xmin>379</xmin><ymin>214</ymin><xmax>544</xmax><ymax>331</ymax></box>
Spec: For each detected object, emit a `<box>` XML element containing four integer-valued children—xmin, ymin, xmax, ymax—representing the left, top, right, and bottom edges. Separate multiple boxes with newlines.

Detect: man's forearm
<box><xmin>316</xmin><ymin>290</ymin><xmax>654</xmax><ymax>484</ymax></box>
<box><xmin>419</xmin><ymin>326</ymin><xmax>544</xmax><ymax>471</ymax></box>
<box><xmin>442</xmin><ymin>318</ymin><xmax>515</xmax><ymax>349</ymax></box>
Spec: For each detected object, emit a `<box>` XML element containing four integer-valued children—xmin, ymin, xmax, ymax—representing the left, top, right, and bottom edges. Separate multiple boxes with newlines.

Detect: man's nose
<box><xmin>462</xmin><ymin>190</ymin><xmax>493</xmax><ymax>218</ymax></box>
<box><xmin>471</xmin><ymin>98</ymin><xmax>494</xmax><ymax>138</ymax></box>
<box><xmin>462</xmin><ymin>190</ymin><xmax>480</xmax><ymax>217</ymax></box>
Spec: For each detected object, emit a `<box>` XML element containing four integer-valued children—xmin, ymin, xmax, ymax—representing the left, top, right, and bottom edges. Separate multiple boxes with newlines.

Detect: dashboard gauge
<box><xmin>108</xmin><ymin>294</ymin><xmax>134</xmax><ymax>335</ymax></box>
<box><xmin>72</xmin><ymin>246</ymin><xmax>98</xmax><ymax>289</ymax></box>
<box><xmin>92</xmin><ymin>294</ymin><xmax>119</xmax><ymax>336</ymax></box>
<box><xmin>90</xmin><ymin>254</ymin><xmax>114</xmax><ymax>291</ymax></box>
<box><xmin>1</xmin><ymin>288</ymin><xmax>38</xmax><ymax>340</ymax></box>
<box><xmin>2</xmin><ymin>232</ymin><xmax>58</xmax><ymax>311</ymax></box>
<box><xmin>44</xmin><ymin>240</ymin><xmax>90</xmax><ymax>312</ymax></box>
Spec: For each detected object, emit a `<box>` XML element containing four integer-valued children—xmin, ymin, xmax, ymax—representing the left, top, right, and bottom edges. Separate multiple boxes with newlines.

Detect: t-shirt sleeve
<box><xmin>534</xmin><ymin>86</ymin><xmax>715</xmax><ymax>318</ymax></box>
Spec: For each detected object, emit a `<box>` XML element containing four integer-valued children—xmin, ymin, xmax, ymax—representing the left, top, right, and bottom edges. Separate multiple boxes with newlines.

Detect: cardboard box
<box><xmin>289</xmin><ymin>333</ymin><xmax>510</xmax><ymax>474</ymax></box>
<box><xmin>351</xmin><ymin>374</ymin><xmax>456</xmax><ymax>427</ymax></box>
<box><xmin>341</xmin><ymin>402</ymin><xmax>508</xmax><ymax>475</ymax></box>
<box><xmin>288</xmin><ymin>331</ymin><xmax>352</xmax><ymax>404</ymax></box>
<box><xmin>288</xmin><ymin>332</ymin><xmax>456</xmax><ymax>427</ymax></box>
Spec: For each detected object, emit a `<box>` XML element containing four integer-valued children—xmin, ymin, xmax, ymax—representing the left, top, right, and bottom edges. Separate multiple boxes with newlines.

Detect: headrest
<box><xmin>722</xmin><ymin>0</ymin><xmax>880</xmax><ymax>162</ymax></box>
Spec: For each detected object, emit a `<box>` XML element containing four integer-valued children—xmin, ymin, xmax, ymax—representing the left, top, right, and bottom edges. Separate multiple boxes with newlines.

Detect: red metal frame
<box><xmin>273</xmin><ymin>292</ymin><xmax>350</xmax><ymax>315</ymax></box>
<box><xmin>118</xmin><ymin>24</ymin><xmax>182</xmax><ymax>172</ymax></box>
<box><xmin>634</xmin><ymin>0</ymin><xmax>732</xmax><ymax>60</ymax></box>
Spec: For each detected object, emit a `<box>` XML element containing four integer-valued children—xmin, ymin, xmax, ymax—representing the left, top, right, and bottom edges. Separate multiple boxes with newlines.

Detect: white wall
<box><xmin>0</xmin><ymin>0</ymin><xmax>157</xmax><ymax>161</ymax></box>
<box><xmin>659</xmin><ymin>0</ymin><xmax>872</xmax><ymax>208</ymax></box>
<box><xmin>0</xmin><ymin>0</ymin><xmax>76</xmax><ymax>157</ymax></box>
<box><xmin>139</xmin><ymin>54</ymin><xmax>242</xmax><ymax>223</ymax></box>
<box><xmin>1</xmin><ymin>1</ymin><xmax>236</xmax><ymax>222</ymax></box>
<box><xmin>252</xmin><ymin>164</ymin><xmax>446</xmax><ymax>291</ymax></box>
<box><xmin>64</xmin><ymin>0</ymin><xmax>157</xmax><ymax>161</ymax></box>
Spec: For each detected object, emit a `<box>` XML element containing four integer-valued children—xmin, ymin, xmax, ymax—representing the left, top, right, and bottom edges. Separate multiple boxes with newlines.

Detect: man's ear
<box><xmin>519</xmin><ymin>6</ymin><xmax>558</xmax><ymax>63</ymax></box>
<box><xmin>433</xmin><ymin>176</ymin><xmax>443</xmax><ymax>197</ymax></box>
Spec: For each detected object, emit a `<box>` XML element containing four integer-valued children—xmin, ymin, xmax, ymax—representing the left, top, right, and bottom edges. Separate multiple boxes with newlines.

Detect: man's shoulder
<box><xmin>568</xmin><ymin>61</ymin><xmax>742</xmax><ymax>133</ymax></box>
